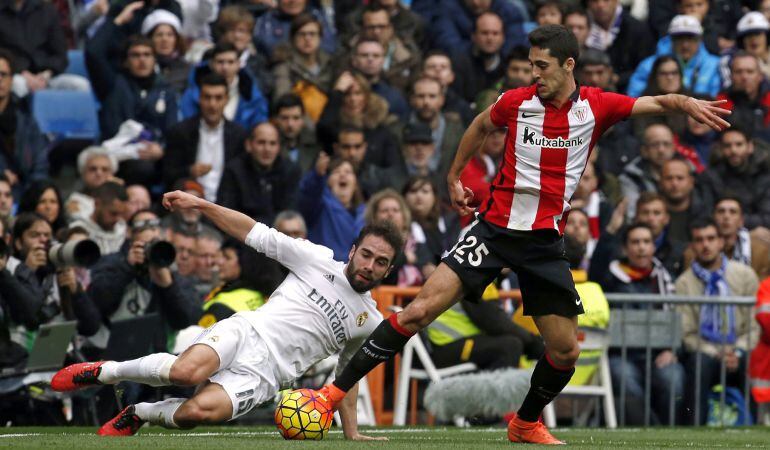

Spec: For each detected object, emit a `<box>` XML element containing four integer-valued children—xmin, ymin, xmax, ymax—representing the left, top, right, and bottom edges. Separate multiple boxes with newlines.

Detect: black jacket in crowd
<box><xmin>604</xmin><ymin>12</ymin><xmax>655</xmax><ymax>93</ymax></box>
<box><xmin>217</xmin><ymin>152</ymin><xmax>302</xmax><ymax>226</ymax></box>
<box><xmin>162</xmin><ymin>116</ymin><xmax>248</xmax><ymax>190</ymax></box>
<box><xmin>0</xmin><ymin>0</ymin><xmax>67</xmax><ymax>75</ymax></box>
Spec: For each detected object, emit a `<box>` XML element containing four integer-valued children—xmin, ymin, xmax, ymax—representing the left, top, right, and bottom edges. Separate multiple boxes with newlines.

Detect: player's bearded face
<box><xmin>345</xmin><ymin>236</ymin><xmax>395</xmax><ymax>292</ymax></box>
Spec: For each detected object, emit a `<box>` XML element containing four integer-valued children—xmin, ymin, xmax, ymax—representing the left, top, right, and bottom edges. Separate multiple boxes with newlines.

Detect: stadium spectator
<box><xmin>381</xmin><ymin>122</ymin><xmax>447</xmax><ymax>195</ymax></box>
<box><xmin>165</xmin><ymin>73</ymin><xmax>248</xmax><ymax>200</ymax></box>
<box><xmin>635</xmin><ymin>192</ymin><xmax>688</xmax><ymax>277</ymax></box>
<box><xmin>253</xmin><ymin>0</ymin><xmax>336</xmax><ymax>59</ymax></box>
<box><xmin>274</xmin><ymin>210</ymin><xmax>307</xmax><ymax>239</ymax></box>
<box><xmin>396</xmin><ymin>77</ymin><xmax>463</xmax><ymax>177</ymax></box>
<box><xmin>87</xmin><ymin>210</ymin><xmax>198</xmax><ymax>353</ymax></box>
<box><xmin>330</xmin><ymin>126</ymin><xmax>384</xmax><ymax>198</ymax></box>
<box><xmin>659</xmin><ymin>158</ymin><xmax>710</xmax><ymax>243</ymax></box>
<box><xmin>191</xmin><ymin>226</ymin><xmax>223</xmax><ymax>299</ymax></box>
<box><xmin>535</xmin><ymin>0</ymin><xmax>562</xmax><ymax>26</ymax></box>
<box><xmin>677</xmin><ymin>219</ymin><xmax>759</xmax><ymax>425</ymax></box>
<box><xmin>699</xmin><ymin>196</ymin><xmax>770</xmax><ymax>279</ymax></box>
<box><xmin>619</xmin><ymin>123</ymin><xmax>676</xmax><ymax>219</ymax></box>
<box><xmin>273</xmin><ymin>94</ymin><xmax>320</xmax><ymax>172</ymax></box>
<box><xmin>218</xmin><ymin>122</ymin><xmax>301</xmax><ymax>225</ymax></box>
<box><xmin>160</xmin><ymin>179</ymin><xmax>206</xmax><ymax>235</ymax></box>
<box><xmin>140</xmin><ymin>9</ymin><xmax>190</xmax><ymax>94</ymax></box>
<box><xmin>750</xmin><ymin>276</ymin><xmax>770</xmax><ymax>415</ymax></box>
<box><xmin>720</xmin><ymin>12</ymin><xmax>770</xmax><ymax>88</ymax></box>
<box><xmin>65</xmin><ymin>147</ymin><xmax>118</xmax><ymax>221</ymax></box>
<box><xmin>364</xmin><ymin>188</ymin><xmax>421</xmax><ymax>286</ymax></box>
<box><xmin>590</xmin><ymin>220</ymin><xmax>684</xmax><ymax>425</ymax></box>
<box><xmin>181</xmin><ymin>42</ymin><xmax>268</xmax><ymax>132</ymax></box>
<box><xmin>699</xmin><ymin>128</ymin><xmax>770</xmax><ymax>229</ymax></box>
<box><xmin>17</xmin><ymin>180</ymin><xmax>66</xmax><ymax>236</ymax></box>
<box><xmin>353</xmin><ymin>5</ymin><xmax>421</xmax><ymax>92</ymax></box>
<box><xmin>297</xmin><ymin>155</ymin><xmax>365</xmax><ymax>261</ymax></box>
<box><xmin>197</xmin><ymin>239</ymin><xmax>267</xmax><ymax>327</ymax></box>
<box><xmin>570</xmin><ymin>161</ymin><xmax>612</xmax><ymax>242</ymax></box>
<box><xmin>564</xmin><ymin>208</ymin><xmax>595</xmax><ymax>271</ymax></box>
<box><xmin>168</xmin><ymin>227</ymin><xmax>196</xmax><ymax>277</ymax></box>
<box><xmin>585</xmin><ymin>0</ymin><xmax>654</xmax><ymax>92</ymax></box>
<box><xmin>69</xmin><ymin>182</ymin><xmax>128</xmax><ymax>255</ymax></box>
<box><xmin>402</xmin><ymin>175</ymin><xmax>460</xmax><ymax>280</ymax></box>
<box><xmin>0</xmin><ymin>50</ymin><xmax>48</xmax><ymax>199</ymax></box>
<box><xmin>577</xmin><ymin>48</ymin><xmax>617</xmax><ymax>92</ymax></box>
<box><xmin>421</xmin><ymin>49</ymin><xmax>475</xmax><ymax>126</ymax></box>
<box><xmin>717</xmin><ymin>52</ymin><xmax>770</xmax><ymax>143</ymax></box>
<box><xmin>316</xmin><ymin>71</ymin><xmax>398</xmax><ymax>168</ymax></box>
<box><xmin>0</xmin><ymin>175</ymin><xmax>13</xmax><ymax>223</ymax></box>
<box><xmin>0</xmin><ymin>0</ymin><xmax>89</xmax><ymax>97</ymax></box>
<box><xmin>563</xmin><ymin>7</ymin><xmax>590</xmax><ymax>52</ymax></box>
<box><xmin>125</xmin><ymin>185</ymin><xmax>151</xmax><ymax>221</ymax></box>
<box><xmin>627</xmin><ymin>15</ymin><xmax>721</xmax><ymax>98</ymax></box>
<box><xmin>348</xmin><ymin>39</ymin><xmax>409</xmax><ymax>121</ymax></box>
<box><xmin>632</xmin><ymin>56</ymin><xmax>690</xmax><ymax>139</ymax></box>
<box><xmin>450</xmin><ymin>12</ymin><xmax>507</xmax><ymax>103</ymax></box>
<box><xmin>431</xmin><ymin>0</ymin><xmax>527</xmax><ymax>56</ymax></box>
<box><xmin>11</xmin><ymin>213</ymin><xmax>101</xmax><ymax>337</ymax></box>
<box><xmin>215</xmin><ymin>5</ymin><xmax>273</xmax><ymax>98</ymax></box>
<box><xmin>474</xmin><ymin>45</ymin><xmax>535</xmax><ymax>113</ymax></box>
<box><xmin>271</xmin><ymin>13</ymin><xmax>335</xmax><ymax>123</ymax></box>
<box><xmin>105</xmin><ymin>0</ymin><xmax>182</xmax><ymax>36</ymax></box>
<box><xmin>340</xmin><ymin>0</ymin><xmax>425</xmax><ymax>49</ymax></box>
<box><xmin>177</xmin><ymin>0</ymin><xmax>217</xmax><ymax>42</ymax></box>
<box><xmin>458</xmin><ymin>126</ymin><xmax>505</xmax><ymax>227</ymax></box>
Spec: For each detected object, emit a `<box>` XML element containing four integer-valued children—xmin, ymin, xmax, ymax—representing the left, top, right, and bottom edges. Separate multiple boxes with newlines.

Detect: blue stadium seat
<box><xmin>32</xmin><ymin>90</ymin><xmax>99</xmax><ymax>142</ymax></box>
<box><xmin>65</xmin><ymin>50</ymin><xmax>89</xmax><ymax>79</ymax></box>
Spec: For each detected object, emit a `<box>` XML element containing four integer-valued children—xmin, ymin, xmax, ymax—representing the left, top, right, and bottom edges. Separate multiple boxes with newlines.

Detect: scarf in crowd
<box><xmin>692</xmin><ymin>255</ymin><xmax>736</xmax><ymax>344</ymax></box>
<box><xmin>609</xmin><ymin>257</ymin><xmax>675</xmax><ymax>294</ymax></box>
<box><xmin>729</xmin><ymin>227</ymin><xmax>752</xmax><ymax>266</ymax></box>
<box><xmin>586</xmin><ymin>5</ymin><xmax>623</xmax><ymax>51</ymax></box>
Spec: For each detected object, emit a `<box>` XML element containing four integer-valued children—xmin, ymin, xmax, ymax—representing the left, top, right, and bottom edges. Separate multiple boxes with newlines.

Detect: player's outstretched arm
<box><xmin>631</xmin><ymin>94</ymin><xmax>731</xmax><ymax>131</ymax></box>
<box><xmin>162</xmin><ymin>190</ymin><xmax>256</xmax><ymax>242</ymax></box>
<box><xmin>447</xmin><ymin>106</ymin><xmax>499</xmax><ymax>216</ymax></box>
<box><xmin>338</xmin><ymin>383</ymin><xmax>387</xmax><ymax>441</ymax></box>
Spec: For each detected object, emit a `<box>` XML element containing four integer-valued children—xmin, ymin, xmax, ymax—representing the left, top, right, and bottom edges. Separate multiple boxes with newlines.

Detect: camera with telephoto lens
<box><xmin>144</xmin><ymin>239</ymin><xmax>176</xmax><ymax>268</ymax></box>
<box><xmin>48</xmin><ymin>239</ymin><xmax>101</xmax><ymax>268</ymax></box>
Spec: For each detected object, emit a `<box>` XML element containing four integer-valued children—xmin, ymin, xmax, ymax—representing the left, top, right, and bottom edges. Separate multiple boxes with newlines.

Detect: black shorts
<box><xmin>442</xmin><ymin>219</ymin><xmax>583</xmax><ymax>318</ymax></box>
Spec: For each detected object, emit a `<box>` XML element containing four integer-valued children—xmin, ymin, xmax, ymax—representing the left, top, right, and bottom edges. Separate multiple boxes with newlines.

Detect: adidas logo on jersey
<box><xmin>522</xmin><ymin>126</ymin><xmax>584</xmax><ymax>148</ymax></box>
<box><xmin>323</xmin><ymin>273</ymin><xmax>335</xmax><ymax>284</ymax></box>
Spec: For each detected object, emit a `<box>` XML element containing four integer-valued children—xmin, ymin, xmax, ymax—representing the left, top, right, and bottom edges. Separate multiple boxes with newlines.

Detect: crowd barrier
<box><xmin>365</xmin><ymin>287</ymin><xmax>758</xmax><ymax>427</ymax></box>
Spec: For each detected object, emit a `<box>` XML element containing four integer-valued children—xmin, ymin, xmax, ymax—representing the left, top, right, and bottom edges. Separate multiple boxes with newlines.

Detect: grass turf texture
<box><xmin>2</xmin><ymin>426</ymin><xmax>770</xmax><ymax>448</ymax></box>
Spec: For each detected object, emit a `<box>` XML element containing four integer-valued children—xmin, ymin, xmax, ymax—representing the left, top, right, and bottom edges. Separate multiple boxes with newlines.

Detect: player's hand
<box><xmin>448</xmin><ymin>178</ymin><xmax>474</xmax><ymax>216</ymax></box>
<box><xmin>163</xmin><ymin>190</ymin><xmax>205</xmax><ymax>212</ymax></box>
<box><xmin>683</xmin><ymin>98</ymin><xmax>731</xmax><ymax>132</ymax></box>
<box><xmin>606</xmin><ymin>198</ymin><xmax>628</xmax><ymax>235</ymax></box>
<box><xmin>345</xmin><ymin>432</ymin><xmax>388</xmax><ymax>441</ymax></box>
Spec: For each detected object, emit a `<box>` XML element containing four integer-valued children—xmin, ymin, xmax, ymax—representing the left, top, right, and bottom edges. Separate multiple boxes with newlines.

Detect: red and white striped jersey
<box><xmin>478</xmin><ymin>84</ymin><xmax>636</xmax><ymax>233</ymax></box>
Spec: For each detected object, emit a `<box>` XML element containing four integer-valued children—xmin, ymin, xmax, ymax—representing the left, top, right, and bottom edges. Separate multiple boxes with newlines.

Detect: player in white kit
<box><xmin>51</xmin><ymin>190</ymin><xmax>402</xmax><ymax>440</ymax></box>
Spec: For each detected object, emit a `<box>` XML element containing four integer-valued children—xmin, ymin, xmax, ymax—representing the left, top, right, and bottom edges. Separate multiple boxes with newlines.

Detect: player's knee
<box><xmin>169</xmin><ymin>361</ymin><xmax>209</xmax><ymax>386</ymax></box>
<box><xmin>548</xmin><ymin>343</ymin><xmax>580</xmax><ymax>367</ymax></box>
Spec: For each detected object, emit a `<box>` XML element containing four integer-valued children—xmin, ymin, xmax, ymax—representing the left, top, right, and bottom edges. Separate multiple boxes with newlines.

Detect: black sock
<box><xmin>333</xmin><ymin>313</ymin><xmax>414</xmax><ymax>392</ymax></box>
<box><xmin>517</xmin><ymin>353</ymin><xmax>575</xmax><ymax>422</ymax></box>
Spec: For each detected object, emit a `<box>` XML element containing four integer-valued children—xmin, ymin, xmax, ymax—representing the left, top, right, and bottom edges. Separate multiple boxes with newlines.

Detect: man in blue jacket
<box><xmin>627</xmin><ymin>15</ymin><xmax>721</xmax><ymax>98</ymax></box>
<box><xmin>431</xmin><ymin>0</ymin><xmax>528</xmax><ymax>56</ymax></box>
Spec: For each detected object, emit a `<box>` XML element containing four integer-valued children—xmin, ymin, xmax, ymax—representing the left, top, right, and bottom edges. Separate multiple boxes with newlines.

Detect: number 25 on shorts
<box><xmin>450</xmin><ymin>236</ymin><xmax>489</xmax><ymax>267</ymax></box>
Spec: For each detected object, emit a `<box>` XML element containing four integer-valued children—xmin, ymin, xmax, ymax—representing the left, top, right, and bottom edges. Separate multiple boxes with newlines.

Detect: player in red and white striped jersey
<box><xmin>312</xmin><ymin>24</ymin><xmax>730</xmax><ymax>444</ymax></box>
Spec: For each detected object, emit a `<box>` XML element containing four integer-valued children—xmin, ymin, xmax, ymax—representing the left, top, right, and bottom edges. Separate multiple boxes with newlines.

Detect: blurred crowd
<box><xmin>1</xmin><ymin>0</ymin><xmax>770</xmax><ymax>428</ymax></box>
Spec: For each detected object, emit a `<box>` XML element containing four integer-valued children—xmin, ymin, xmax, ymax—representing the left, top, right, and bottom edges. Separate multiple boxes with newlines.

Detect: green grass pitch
<box><xmin>2</xmin><ymin>426</ymin><xmax>770</xmax><ymax>449</ymax></box>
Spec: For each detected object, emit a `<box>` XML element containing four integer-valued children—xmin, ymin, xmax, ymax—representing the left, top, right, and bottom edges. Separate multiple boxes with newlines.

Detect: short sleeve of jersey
<box><xmin>489</xmin><ymin>89</ymin><xmax>520</xmax><ymax>127</ymax></box>
<box><xmin>594</xmin><ymin>91</ymin><xmax>637</xmax><ymax>131</ymax></box>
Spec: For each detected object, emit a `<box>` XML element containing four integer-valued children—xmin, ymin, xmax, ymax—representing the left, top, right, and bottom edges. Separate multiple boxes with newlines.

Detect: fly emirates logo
<box><xmin>522</xmin><ymin>126</ymin><xmax>584</xmax><ymax>148</ymax></box>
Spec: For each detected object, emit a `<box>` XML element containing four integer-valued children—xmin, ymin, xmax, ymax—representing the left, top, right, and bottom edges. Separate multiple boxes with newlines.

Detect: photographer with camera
<box><xmin>88</xmin><ymin>210</ymin><xmax>199</xmax><ymax>353</ymax></box>
<box><xmin>8</xmin><ymin>213</ymin><xmax>102</xmax><ymax>342</ymax></box>
<box><xmin>69</xmin><ymin>181</ymin><xmax>128</xmax><ymax>256</ymax></box>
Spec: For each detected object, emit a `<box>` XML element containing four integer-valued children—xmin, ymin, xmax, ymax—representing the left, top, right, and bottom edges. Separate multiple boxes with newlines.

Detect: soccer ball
<box><xmin>274</xmin><ymin>389</ymin><xmax>334</xmax><ymax>440</ymax></box>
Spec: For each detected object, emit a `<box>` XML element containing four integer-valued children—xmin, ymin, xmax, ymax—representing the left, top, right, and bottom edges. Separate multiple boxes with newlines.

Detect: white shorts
<box><xmin>192</xmin><ymin>315</ymin><xmax>279</xmax><ymax>420</ymax></box>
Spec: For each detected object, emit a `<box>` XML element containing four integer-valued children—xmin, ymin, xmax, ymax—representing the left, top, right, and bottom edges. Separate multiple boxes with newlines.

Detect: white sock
<box><xmin>98</xmin><ymin>353</ymin><xmax>177</xmax><ymax>387</ymax></box>
<box><xmin>134</xmin><ymin>398</ymin><xmax>185</xmax><ymax>429</ymax></box>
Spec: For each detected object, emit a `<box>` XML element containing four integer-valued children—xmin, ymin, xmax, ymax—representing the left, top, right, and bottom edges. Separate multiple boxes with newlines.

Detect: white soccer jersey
<box><xmin>238</xmin><ymin>222</ymin><xmax>383</xmax><ymax>386</ymax></box>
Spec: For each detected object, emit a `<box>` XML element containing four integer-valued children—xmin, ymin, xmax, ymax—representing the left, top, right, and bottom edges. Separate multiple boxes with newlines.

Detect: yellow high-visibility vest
<box><xmin>198</xmin><ymin>287</ymin><xmax>266</xmax><ymax>328</ymax></box>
